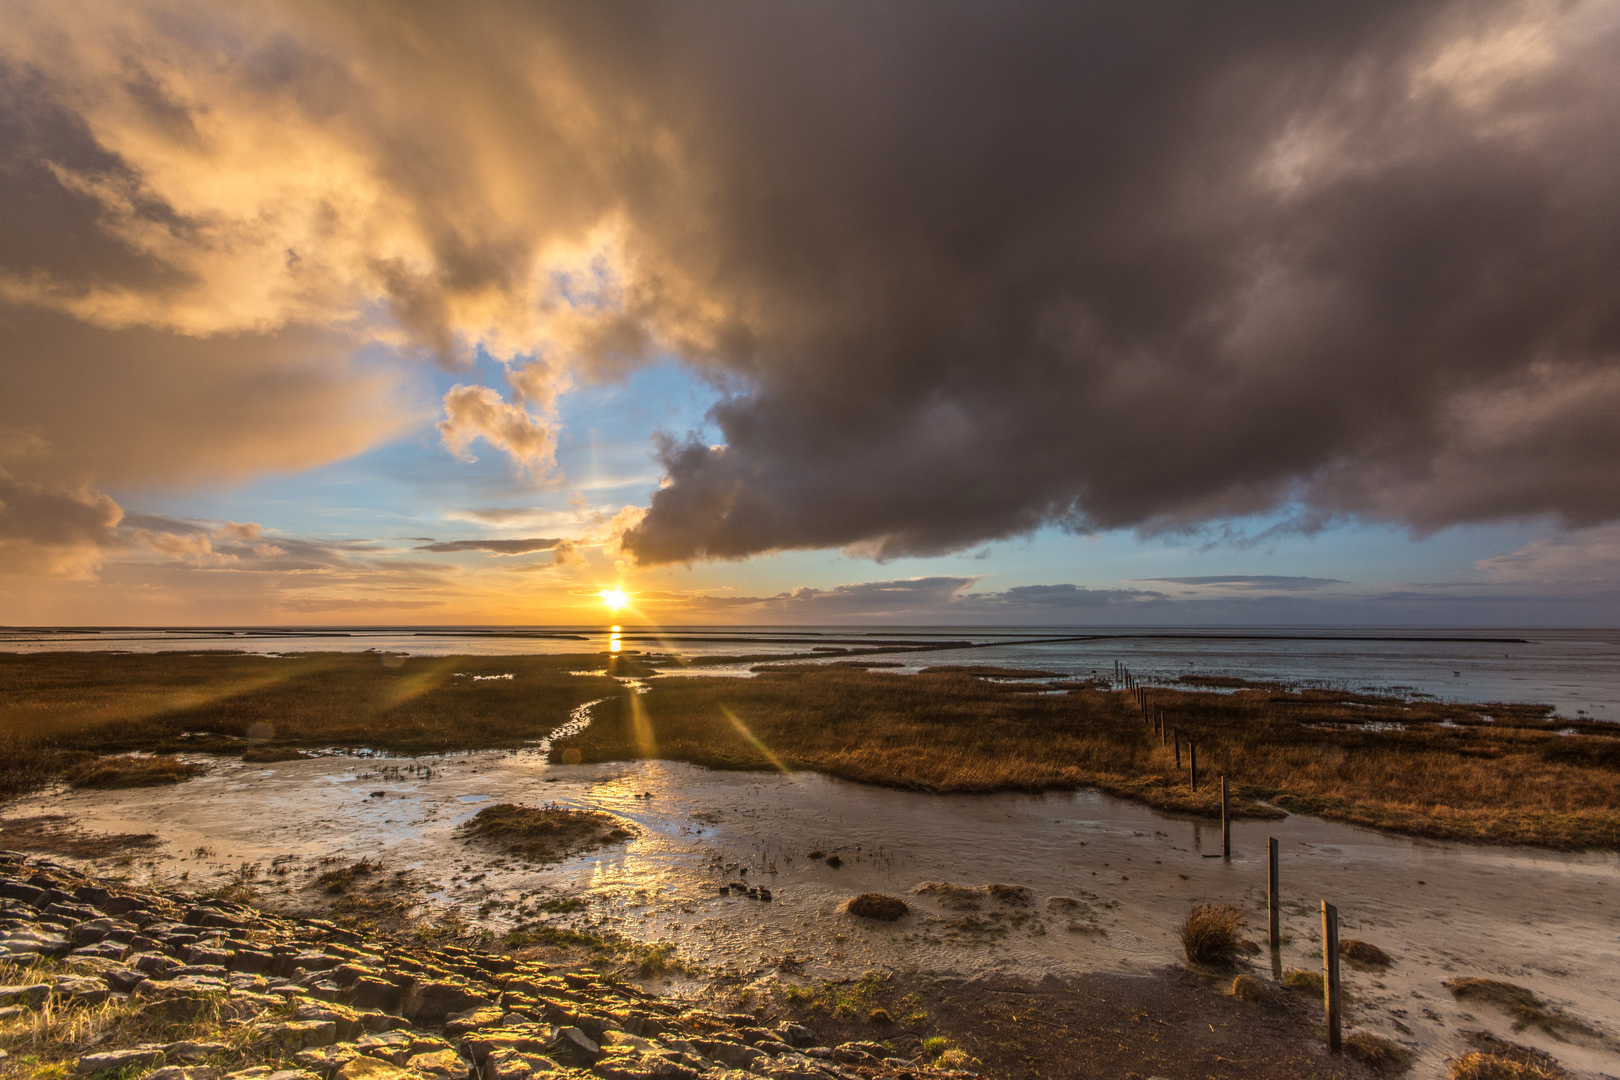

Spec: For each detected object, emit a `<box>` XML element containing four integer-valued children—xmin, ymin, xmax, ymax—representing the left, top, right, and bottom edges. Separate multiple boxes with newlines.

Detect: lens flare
<box><xmin>599</xmin><ymin>589</ymin><xmax>629</xmax><ymax>611</ymax></box>
<box><xmin>718</xmin><ymin>704</ymin><xmax>793</xmax><ymax>775</ymax></box>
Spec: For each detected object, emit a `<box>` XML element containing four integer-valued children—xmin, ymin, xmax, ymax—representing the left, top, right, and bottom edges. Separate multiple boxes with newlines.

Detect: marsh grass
<box><xmin>553</xmin><ymin>668</ymin><xmax>1620</xmax><ymax>849</ymax></box>
<box><xmin>1179</xmin><ymin>903</ymin><xmax>1245</xmax><ymax>966</ymax></box>
<box><xmin>0</xmin><ymin>651</ymin><xmax>625</xmax><ymax>798</ymax></box>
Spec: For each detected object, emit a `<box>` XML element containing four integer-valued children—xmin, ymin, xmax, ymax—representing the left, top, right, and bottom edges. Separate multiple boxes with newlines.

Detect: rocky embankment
<box><xmin>0</xmin><ymin>853</ymin><xmax>972</xmax><ymax>1080</ymax></box>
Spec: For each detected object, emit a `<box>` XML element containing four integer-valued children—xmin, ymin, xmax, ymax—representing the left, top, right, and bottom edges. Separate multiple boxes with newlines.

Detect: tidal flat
<box><xmin>1</xmin><ymin>651</ymin><xmax>1617</xmax><ymax>1077</ymax></box>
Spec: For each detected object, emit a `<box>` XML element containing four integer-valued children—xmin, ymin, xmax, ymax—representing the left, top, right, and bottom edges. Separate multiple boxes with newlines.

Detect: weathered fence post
<box><xmin>1174</xmin><ymin>729</ymin><xmax>1181</xmax><ymax>768</ymax></box>
<box><xmin>1267</xmin><ymin>837</ymin><xmax>1280</xmax><ymax>950</ymax></box>
<box><xmin>1321</xmin><ymin>900</ymin><xmax>1342</xmax><ymax>1053</ymax></box>
<box><xmin>1221</xmin><ymin>775</ymin><xmax>1230</xmax><ymax>858</ymax></box>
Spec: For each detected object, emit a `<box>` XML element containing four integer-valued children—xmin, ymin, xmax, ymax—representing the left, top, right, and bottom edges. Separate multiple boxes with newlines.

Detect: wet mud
<box><xmin>11</xmin><ymin>743</ymin><xmax>1619</xmax><ymax>1077</ymax></box>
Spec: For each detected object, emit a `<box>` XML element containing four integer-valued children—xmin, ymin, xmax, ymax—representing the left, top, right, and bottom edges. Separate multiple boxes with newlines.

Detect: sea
<box><xmin>4</xmin><ymin>624</ymin><xmax>1618</xmax><ymax>721</ymax></box>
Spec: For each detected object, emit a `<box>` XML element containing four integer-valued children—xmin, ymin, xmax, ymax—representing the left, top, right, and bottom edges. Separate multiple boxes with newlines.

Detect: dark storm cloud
<box><xmin>414</xmin><ymin>538</ymin><xmax>562</xmax><ymax>555</ymax></box>
<box><xmin>601</xmin><ymin>1</ymin><xmax>1620</xmax><ymax>561</ymax></box>
<box><xmin>6</xmin><ymin>1</ymin><xmax>1620</xmax><ymax>576</ymax></box>
<box><xmin>1141</xmin><ymin>576</ymin><xmax>1346</xmax><ymax>591</ymax></box>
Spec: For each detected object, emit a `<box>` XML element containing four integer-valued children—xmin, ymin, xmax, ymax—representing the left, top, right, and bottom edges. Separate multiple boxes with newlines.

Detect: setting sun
<box><xmin>599</xmin><ymin>589</ymin><xmax>629</xmax><ymax>611</ymax></box>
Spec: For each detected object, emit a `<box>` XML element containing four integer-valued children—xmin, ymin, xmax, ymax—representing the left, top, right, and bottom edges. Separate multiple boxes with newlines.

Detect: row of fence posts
<box><xmin>1116</xmin><ymin>661</ymin><xmax>1341</xmax><ymax>1053</ymax></box>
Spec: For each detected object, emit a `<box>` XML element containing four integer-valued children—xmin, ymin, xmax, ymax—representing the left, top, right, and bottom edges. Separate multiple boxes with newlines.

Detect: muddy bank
<box><xmin>8</xmin><ymin>751</ymin><xmax>1618</xmax><ymax>1077</ymax></box>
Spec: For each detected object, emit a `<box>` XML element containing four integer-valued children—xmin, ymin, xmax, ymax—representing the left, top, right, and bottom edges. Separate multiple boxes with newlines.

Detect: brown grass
<box><xmin>1445</xmin><ymin>979</ymin><xmax>1596</xmax><ymax>1037</ymax></box>
<box><xmin>0</xmin><ymin>651</ymin><xmax>632</xmax><ymax>799</ymax></box>
<box><xmin>1230</xmin><ymin>974</ymin><xmax>1270</xmax><ymax>1003</ymax></box>
<box><xmin>1340</xmin><ymin>939</ymin><xmax>1392</xmax><ymax>967</ymax></box>
<box><xmin>458</xmin><ymin>802</ymin><xmax>635</xmax><ymax>863</ymax></box>
<box><xmin>1451</xmin><ymin>1052</ymin><xmax>1568</xmax><ymax>1080</ymax></box>
<box><xmin>1179</xmin><ymin>903</ymin><xmax>1245</xmax><ymax>966</ymax></box>
<box><xmin>549</xmin><ymin>667</ymin><xmax>1620</xmax><ymax>849</ymax></box>
<box><xmin>67</xmin><ymin>754</ymin><xmax>202</xmax><ymax>788</ymax></box>
<box><xmin>1283</xmin><ymin>968</ymin><xmax>1324</xmax><ymax>993</ymax></box>
<box><xmin>846</xmin><ymin>894</ymin><xmax>909</xmax><ymax>920</ymax></box>
<box><xmin>315</xmin><ymin>856</ymin><xmax>380</xmax><ymax>894</ymax></box>
<box><xmin>1344</xmin><ymin>1032</ymin><xmax>1412</xmax><ymax>1074</ymax></box>
<box><xmin>1455</xmin><ymin>1032</ymin><xmax>1571</xmax><ymax>1079</ymax></box>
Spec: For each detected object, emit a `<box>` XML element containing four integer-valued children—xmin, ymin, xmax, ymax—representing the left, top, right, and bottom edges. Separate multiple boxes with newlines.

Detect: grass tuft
<box><xmin>1283</xmin><ymin>967</ymin><xmax>1324</xmax><ymax>993</ymax></box>
<box><xmin>846</xmin><ymin>894</ymin><xmax>909</xmax><ymax>921</ymax></box>
<box><xmin>1451</xmin><ymin>1052</ymin><xmax>1567</xmax><ymax>1080</ymax></box>
<box><xmin>1446</xmin><ymin>978</ymin><xmax>1595</xmax><ymax>1037</ymax></box>
<box><xmin>1340</xmin><ymin>939</ymin><xmax>1392</xmax><ymax>967</ymax></box>
<box><xmin>1229</xmin><ymin>974</ymin><xmax>1270</xmax><ymax>1003</ymax></box>
<box><xmin>1345</xmin><ymin>1031</ymin><xmax>1412</xmax><ymax>1074</ymax></box>
<box><xmin>1179</xmin><ymin>903</ymin><xmax>1244</xmax><ymax>966</ymax></box>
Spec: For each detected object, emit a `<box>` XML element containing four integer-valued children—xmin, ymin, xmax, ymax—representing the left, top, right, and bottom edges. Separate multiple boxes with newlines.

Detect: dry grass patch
<box><xmin>1283</xmin><ymin>967</ymin><xmax>1324</xmax><ymax>993</ymax></box>
<box><xmin>1344</xmin><ymin>1031</ymin><xmax>1412</xmax><ymax>1073</ymax></box>
<box><xmin>1340</xmin><ymin>939</ymin><xmax>1393</xmax><ymax>967</ymax></box>
<box><xmin>1229</xmin><ymin>974</ymin><xmax>1270</xmax><ymax>1003</ymax></box>
<box><xmin>66</xmin><ymin>754</ymin><xmax>201</xmax><ymax>789</ymax></box>
<box><xmin>314</xmin><ymin>856</ymin><xmax>379</xmax><ymax>895</ymax></box>
<box><xmin>458</xmin><ymin>803</ymin><xmax>635</xmax><ymax>864</ymax></box>
<box><xmin>1451</xmin><ymin>1052</ymin><xmax>1568</xmax><ymax>1080</ymax></box>
<box><xmin>1445</xmin><ymin>979</ymin><xmax>1596</xmax><ymax>1037</ymax></box>
<box><xmin>1179</xmin><ymin>903</ymin><xmax>1245</xmax><ymax>967</ymax></box>
<box><xmin>846</xmin><ymin>894</ymin><xmax>909</xmax><ymax>920</ymax></box>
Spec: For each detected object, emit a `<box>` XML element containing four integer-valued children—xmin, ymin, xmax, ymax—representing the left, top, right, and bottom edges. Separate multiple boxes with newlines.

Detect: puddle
<box><xmin>14</xmin><ymin>750</ymin><xmax>1618</xmax><ymax>1075</ymax></box>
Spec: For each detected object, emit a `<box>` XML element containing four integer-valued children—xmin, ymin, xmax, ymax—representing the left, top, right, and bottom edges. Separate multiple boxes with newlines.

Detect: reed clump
<box><xmin>550</xmin><ymin>666</ymin><xmax>1620</xmax><ymax>850</ymax></box>
<box><xmin>1179</xmin><ymin>903</ymin><xmax>1245</xmax><ymax>966</ymax></box>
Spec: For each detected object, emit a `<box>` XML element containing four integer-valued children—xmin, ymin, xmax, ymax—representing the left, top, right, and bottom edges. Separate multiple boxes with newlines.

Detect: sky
<box><xmin>3</xmin><ymin>0</ymin><xmax>1620</xmax><ymax>627</ymax></box>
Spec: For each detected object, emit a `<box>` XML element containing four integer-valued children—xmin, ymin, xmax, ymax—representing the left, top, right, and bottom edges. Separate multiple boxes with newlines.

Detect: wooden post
<box><xmin>1221</xmin><ymin>775</ymin><xmax>1230</xmax><ymax>858</ymax></box>
<box><xmin>1190</xmin><ymin>741</ymin><xmax>1198</xmax><ymax>793</ymax></box>
<box><xmin>1174</xmin><ymin>729</ymin><xmax>1181</xmax><ymax>767</ymax></box>
<box><xmin>1267</xmin><ymin>837</ymin><xmax>1280</xmax><ymax>950</ymax></box>
<box><xmin>1322</xmin><ymin>901</ymin><xmax>1342</xmax><ymax>1053</ymax></box>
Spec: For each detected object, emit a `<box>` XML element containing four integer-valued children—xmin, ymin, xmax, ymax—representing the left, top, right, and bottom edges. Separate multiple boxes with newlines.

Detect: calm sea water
<box><xmin>3</xmin><ymin>624</ymin><xmax>1618</xmax><ymax>720</ymax></box>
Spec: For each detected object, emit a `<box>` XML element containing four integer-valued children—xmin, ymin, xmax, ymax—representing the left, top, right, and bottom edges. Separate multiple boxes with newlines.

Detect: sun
<box><xmin>598</xmin><ymin>589</ymin><xmax>629</xmax><ymax>612</ymax></box>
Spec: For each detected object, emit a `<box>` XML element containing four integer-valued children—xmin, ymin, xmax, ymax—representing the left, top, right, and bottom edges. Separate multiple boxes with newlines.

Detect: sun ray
<box><xmin>718</xmin><ymin>703</ymin><xmax>793</xmax><ymax>776</ymax></box>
